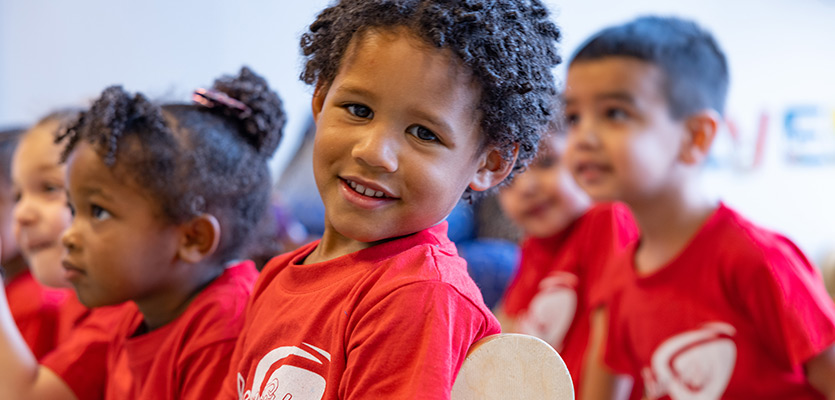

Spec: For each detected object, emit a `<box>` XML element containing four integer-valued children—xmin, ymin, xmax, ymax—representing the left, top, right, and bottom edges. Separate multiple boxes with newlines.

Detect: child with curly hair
<box><xmin>0</xmin><ymin>66</ymin><xmax>285</xmax><ymax>399</ymax></box>
<box><xmin>226</xmin><ymin>1</ymin><xmax>562</xmax><ymax>399</ymax></box>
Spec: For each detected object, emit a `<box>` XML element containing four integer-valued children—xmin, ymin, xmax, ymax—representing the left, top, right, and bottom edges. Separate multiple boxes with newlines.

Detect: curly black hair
<box><xmin>300</xmin><ymin>0</ymin><xmax>562</xmax><ymax>187</ymax></box>
<box><xmin>59</xmin><ymin>67</ymin><xmax>285</xmax><ymax>264</ymax></box>
<box><xmin>571</xmin><ymin>16</ymin><xmax>729</xmax><ymax>119</ymax></box>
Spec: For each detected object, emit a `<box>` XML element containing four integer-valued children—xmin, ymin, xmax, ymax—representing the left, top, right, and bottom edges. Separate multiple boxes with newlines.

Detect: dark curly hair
<box><xmin>300</xmin><ymin>0</ymin><xmax>562</xmax><ymax>187</ymax></box>
<box><xmin>570</xmin><ymin>16</ymin><xmax>729</xmax><ymax>119</ymax></box>
<box><xmin>59</xmin><ymin>67</ymin><xmax>285</xmax><ymax>264</ymax></box>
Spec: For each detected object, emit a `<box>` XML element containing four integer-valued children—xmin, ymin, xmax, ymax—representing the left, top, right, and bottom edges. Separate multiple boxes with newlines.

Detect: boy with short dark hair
<box><xmin>564</xmin><ymin>16</ymin><xmax>835</xmax><ymax>399</ymax></box>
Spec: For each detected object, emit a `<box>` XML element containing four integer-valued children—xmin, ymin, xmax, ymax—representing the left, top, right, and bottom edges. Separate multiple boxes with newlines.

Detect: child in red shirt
<box><xmin>10</xmin><ymin>113</ymin><xmax>95</xmax><ymax>346</ymax></box>
<box><xmin>2</xmin><ymin>120</ymin><xmax>84</xmax><ymax>360</ymax></box>
<box><xmin>225</xmin><ymin>1</ymin><xmax>562</xmax><ymax>398</ymax></box>
<box><xmin>495</xmin><ymin>132</ymin><xmax>638</xmax><ymax>397</ymax></box>
<box><xmin>0</xmin><ymin>66</ymin><xmax>285</xmax><ymax>399</ymax></box>
<box><xmin>563</xmin><ymin>16</ymin><xmax>835</xmax><ymax>399</ymax></box>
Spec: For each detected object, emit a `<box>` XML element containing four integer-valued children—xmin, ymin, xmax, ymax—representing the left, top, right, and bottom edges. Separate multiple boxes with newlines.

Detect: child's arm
<box><xmin>806</xmin><ymin>344</ymin><xmax>835</xmax><ymax>399</ymax></box>
<box><xmin>0</xmin><ymin>285</ymin><xmax>78</xmax><ymax>400</ymax></box>
<box><xmin>582</xmin><ymin>307</ymin><xmax>634</xmax><ymax>400</ymax></box>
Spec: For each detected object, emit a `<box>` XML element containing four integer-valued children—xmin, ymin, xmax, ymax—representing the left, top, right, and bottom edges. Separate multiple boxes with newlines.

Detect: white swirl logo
<box><xmin>238</xmin><ymin>343</ymin><xmax>330</xmax><ymax>400</ymax></box>
<box><xmin>643</xmin><ymin>322</ymin><xmax>737</xmax><ymax>400</ymax></box>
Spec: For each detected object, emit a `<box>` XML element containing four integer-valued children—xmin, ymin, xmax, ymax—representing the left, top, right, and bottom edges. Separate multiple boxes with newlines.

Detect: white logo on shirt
<box><xmin>517</xmin><ymin>272</ymin><xmax>578</xmax><ymax>350</ymax></box>
<box><xmin>643</xmin><ymin>322</ymin><xmax>737</xmax><ymax>400</ymax></box>
<box><xmin>238</xmin><ymin>343</ymin><xmax>330</xmax><ymax>400</ymax></box>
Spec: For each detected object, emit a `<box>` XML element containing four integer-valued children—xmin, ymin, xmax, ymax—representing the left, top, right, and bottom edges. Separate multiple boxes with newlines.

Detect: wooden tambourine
<box><xmin>451</xmin><ymin>333</ymin><xmax>574</xmax><ymax>400</ymax></box>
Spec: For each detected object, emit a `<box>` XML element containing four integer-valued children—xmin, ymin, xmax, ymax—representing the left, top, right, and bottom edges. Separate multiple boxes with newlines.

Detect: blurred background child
<box><xmin>564</xmin><ymin>16</ymin><xmax>835</xmax><ymax>399</ymax></box>
<box><xmin>495</xmin><ymin>130</ymin><xmax>638</xmax><ymax>397</ymax></box>
<box><xmin>2</xmin><ymin>120</ymin><xmax>81</xmax><ymax>360</ymax></box>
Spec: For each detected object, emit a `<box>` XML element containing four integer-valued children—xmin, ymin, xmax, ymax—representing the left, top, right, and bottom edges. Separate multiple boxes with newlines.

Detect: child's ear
<box><xmin>311</xmin><ymin>85</ymin><xmax>327</xmax><ymax>121</ymax></box>
<box><xmin>679</xmin><ymin>110</ymin><xmax>720</xmax><ymax>165</ymax></box>
<box><xmin>469</xmin><ymin>144</ymin><xmax>519</xmax><ymax>192</ymax></box>
<box><xmin>177</xmin><ymin>214</ymin><xmax>221</xmax><ymax>264</ymax></box>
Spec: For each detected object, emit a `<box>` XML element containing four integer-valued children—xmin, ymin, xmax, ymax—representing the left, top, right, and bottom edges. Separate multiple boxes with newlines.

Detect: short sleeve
<box><xmin>340</xmin><ymin>281</ymin><xmax>498</xmax><ymax>399</ymax></box>
<box><xmin>585</xmin><ymin>204</ymin><xmax>639</xmax><ymax>310</ymax></box>
<box><xmin>41</xmin><ymin>305</ymin><xmax>129</xmax><ymax>399</ymax></box>
<box><xmin>500</xmin><ymin>239</ymin><xmax>543</xmax><ymax>317</ymax></box>
<box><xmin>730</xmin><ymin>238</ymin><xmax>835</xmax><ymax>367</ymax></box>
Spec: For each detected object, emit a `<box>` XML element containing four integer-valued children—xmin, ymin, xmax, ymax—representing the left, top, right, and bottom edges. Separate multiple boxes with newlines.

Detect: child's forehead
<box><xmin>68</xmin><ymin>142</ymin><xmax>159</xmax><ymax>205</ymax></box>
<box><xmin>341</xmin><ymin>27</ymin><xmax>476</xmax><ymax>87</ymax></box>
<box><xmin>565</xmin><ymin>56</ymin><xmax>666</xmax><ymax>103</ymax></box>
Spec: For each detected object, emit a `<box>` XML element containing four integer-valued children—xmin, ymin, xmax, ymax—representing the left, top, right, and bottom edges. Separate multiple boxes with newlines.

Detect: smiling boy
<box><xmin>225</xmin><ymin>1</ymin><xmax>563</xmax><ymax>398</ymax></box>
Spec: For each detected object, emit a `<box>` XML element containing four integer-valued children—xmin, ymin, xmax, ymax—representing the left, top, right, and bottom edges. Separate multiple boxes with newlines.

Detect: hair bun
<box><xmin>209</xmin><ymin>66</ymin><xmax>286</xmax><ymax>157</ymax></box>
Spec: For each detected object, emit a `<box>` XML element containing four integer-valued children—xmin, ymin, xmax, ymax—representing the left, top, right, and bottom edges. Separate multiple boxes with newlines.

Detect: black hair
<box><xmin>300</xmin><ymin>0</ymin><xmax>562</xmax><ymax>187</ymax></box>
<box><xmin>59</xmin><ymin>67</ymin><xmax>285</xmax><ymax>264</ymax></box>
<box><xmin>570</xmin><ymin>15</ymin><xmax>729</xmax><ymax>119</ymax></box>
<box><xmin>0</xmin><ymin>128</ymin><xmax>24</xmax><ymax>188</ymax></box>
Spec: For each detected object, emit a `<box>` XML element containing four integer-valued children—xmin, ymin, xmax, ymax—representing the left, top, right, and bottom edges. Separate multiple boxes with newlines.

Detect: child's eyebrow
<box><xmin>594</xmin><ymin>92</ymin><xmax>636</xmax><ymax>105</ymax></box>
<box><xmin>78</xmin><ymin>185</ymin><xmax>114</xmax><ymax>202</ymax></box>
<box><xmin>411</xmin><ymin>108</ymin><xmax>453</xmax><ymax>135</ymax></box>
<box><xmin>333</xmin><ymin>84</ymin><xmax>377</xmax><ymax>102</ymax></box>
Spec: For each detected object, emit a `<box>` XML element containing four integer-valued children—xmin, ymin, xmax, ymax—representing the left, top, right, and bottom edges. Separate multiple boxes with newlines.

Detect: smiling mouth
<box><xmin>344</xmin><ymin>179</ymin><xmax>391</xmax><ymax>198</ymax></box>
<box><xmin>576</xmin><ymin>162</ymin><xmax>613</xmax><ymax>176</ymax></box>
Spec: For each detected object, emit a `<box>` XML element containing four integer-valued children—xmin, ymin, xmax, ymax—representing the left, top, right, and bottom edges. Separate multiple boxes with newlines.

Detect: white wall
<box><xmin>2</xmin><ymin>0</ymin><xmax>834</xmax><ymax>262</ymax></box>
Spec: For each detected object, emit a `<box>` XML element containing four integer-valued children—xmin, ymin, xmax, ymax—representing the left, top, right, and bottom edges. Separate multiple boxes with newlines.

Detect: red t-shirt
<box><xmin>42</xmin><ymin>302</ymin><xmax>136</xmax><ymax>399</ymax></box>
<box><xmin>225</xmin><ymin>222</ymin><xmax>500</xmax><ymax>400</ymax></box>
<box><xmin>43</xmin><ymin>261</ymin><xmax>257</xmax><ymax>400</ymax></box>
<box><xmin>605</xmin><ymin>204</ymin><xmax>835</xmax><ymax>399</ymax></box>
<box><xmin>501</xmin><ymin>202</ymin><xmax>638</xmax><ymax>396</ymax></box>
<box><xmin>5</xmin><ymin>270</ymin><xmax>70</xmax><ymax>359</ymax></box>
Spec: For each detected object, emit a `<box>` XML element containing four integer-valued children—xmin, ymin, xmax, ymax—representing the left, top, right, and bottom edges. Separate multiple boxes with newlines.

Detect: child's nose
<box><xmin>61</xmin><ymin>222</ymin><xmax>80</xmax><ymax>252</ymax></box>
<box><xmin>569</xmin><ymin>118</ymin><xmax>600</xmax><ymax>150</ymax></box>
<box><xmin>351</xmin><ymin>124</ymin><xmax>399</xmax><ymax>172</ymax></box>
<box><xmin>12</xmin><ymin>196</ymin><xmax>37</xmax><ymax>226</ymax></box>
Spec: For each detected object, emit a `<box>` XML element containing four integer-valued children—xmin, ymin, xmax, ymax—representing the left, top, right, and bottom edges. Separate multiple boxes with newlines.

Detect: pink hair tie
<box><xmin>193</xmin><ymin>88</ymin><xmax>252</xmax><ymax>118</ymax></box>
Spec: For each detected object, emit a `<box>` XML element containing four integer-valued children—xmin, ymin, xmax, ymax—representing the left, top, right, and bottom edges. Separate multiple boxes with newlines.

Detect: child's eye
<box><xmin>68</xmin><ymin>202</ymin><xmax>76</xmax><ymax>217</ymax></box>
<box><xmin>91</xmin><ymin>205</ymin><xmax>111</xmax><ymax>221</ymax></box>
<box><xmin>12</xmin><ymin>190</ymin><xmax>21</xmax><ymax>203</ymax></box>
<box><xmin>605</xmin><ymin>108</ymin><xmax>629</xmax><ymax>121</ymax></box>
<box><xmin>564</xmin><ymin>113</ymin><xmax>579</xmax><ymax>127</ymax></box>
<box><xmin>406</xmin><ymin>125</ymin><xmax>439</xmax><ymax>142</ymax></box>
<box><xmin>43</xmin><ymin>183</ymin><xmax>61</xmax><ymax>193</ymax></box>
<box><xmin>345</xmin><ymin>104</ymin><xmax>373</xmax><ymax>119</ymax></box>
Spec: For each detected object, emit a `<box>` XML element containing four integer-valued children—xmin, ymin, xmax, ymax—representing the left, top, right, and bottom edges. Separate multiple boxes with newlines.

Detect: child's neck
<box><xmin>135</xmin><ymin>263</ymin><xmax>223</xmax><ymax>332</ymax></box>
<box><xmin>629</xmin><ymin>184</ymin><xmax>718</xmax><ymax>276</ymax></box>
<box><xmin>304</xmin><ymin>230</ymin><xmax>379</xmax><ymax>265</ymax></box>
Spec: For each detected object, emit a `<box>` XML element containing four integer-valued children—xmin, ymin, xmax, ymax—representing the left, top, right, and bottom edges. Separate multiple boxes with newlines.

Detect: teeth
<box><xmin>346</xmin><ymin>179</ymin><xmax>387</xmax><ymax>198</ymax></box>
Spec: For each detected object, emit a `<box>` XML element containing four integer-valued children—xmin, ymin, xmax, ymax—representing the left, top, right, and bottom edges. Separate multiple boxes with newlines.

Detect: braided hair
<box><xmin>59</xmin><ymin>67</ymin><xmax>285</xmax><ymax>264</ymax></box>
<box><xmin>300</xmin><ymin>0</ymin><xmax>562</xmax><ymax>188</ymax></box>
